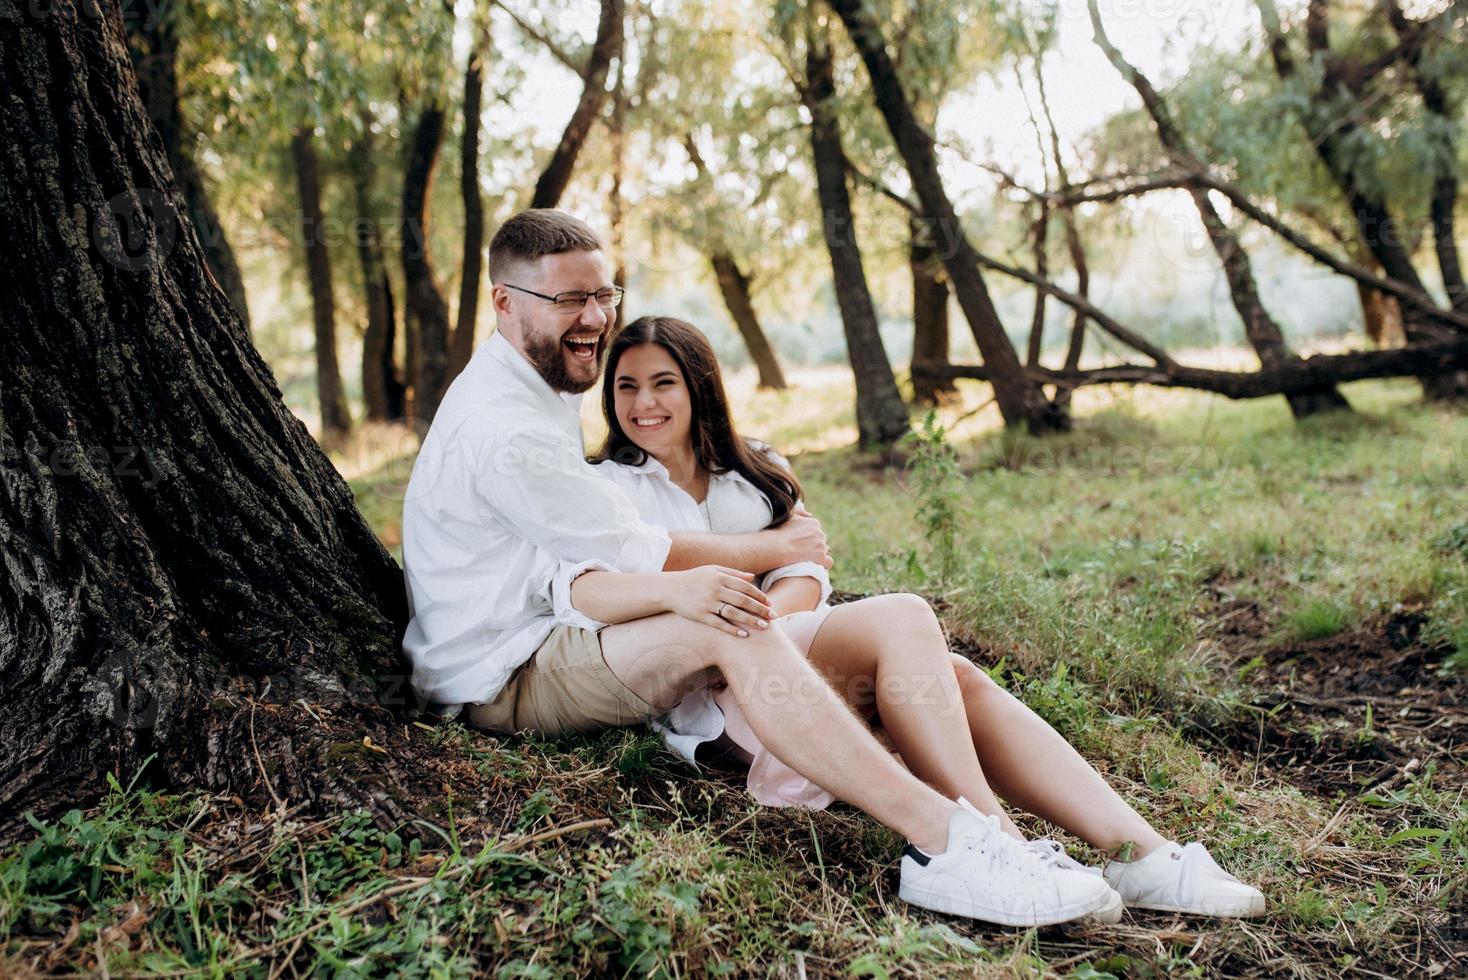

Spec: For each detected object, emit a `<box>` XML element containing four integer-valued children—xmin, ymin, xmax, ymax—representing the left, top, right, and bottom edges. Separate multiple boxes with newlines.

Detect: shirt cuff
<box><xmin>551</xmin><ymin>559</ymin><xmax>613</xmax><ymax>630</ymax></box>
<box><xmin>760</xmin><ymin>561</ymin><xmax>832</xmax><ymax>605</ymax></box>
<box><xmin>615</xmin><ymin>525</ymin><xmax>672</xmax><ymax>574</ymax></box>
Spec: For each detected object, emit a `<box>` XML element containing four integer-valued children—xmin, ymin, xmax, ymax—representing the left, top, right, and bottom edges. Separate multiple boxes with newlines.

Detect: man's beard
<box><xmin>521</xmin><ymin>320</ymin><xmax>606</xmax><ymax>394</ymax></box>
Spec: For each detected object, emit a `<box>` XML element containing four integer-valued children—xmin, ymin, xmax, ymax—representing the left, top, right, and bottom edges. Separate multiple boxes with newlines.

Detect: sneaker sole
<box><xmin>898</xmin><ymin>879</ymin><xmax>1117</xmax><ymax>928</ymax></box>
<box><xmin>1122</xmin><ymin>895</ymin><xmax>1266</xmax><ymax>918</ymax></box>
<box><xmin>1079</xmin><ymin>889</ymin><xmax>1123</xmax><ymax>925</ymax></box>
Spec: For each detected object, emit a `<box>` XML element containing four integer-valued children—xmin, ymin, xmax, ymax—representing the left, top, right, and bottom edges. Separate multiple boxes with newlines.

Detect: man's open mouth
<box><xmin>563</xmin><ymin>335</ymin><xmax>600</xmax><ymax>362</ymax></box>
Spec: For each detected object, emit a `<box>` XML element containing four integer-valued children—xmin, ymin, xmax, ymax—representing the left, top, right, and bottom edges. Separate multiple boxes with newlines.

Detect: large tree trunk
<box><xmin>1090</xmin><ymin>0</ymin><xmax>1351</xmax><ymax>419</ymax></box>
<box><xmin>290</xmin><ymin>127</ymin><xmax>352</xmax><ymax>441</ymax></box>
<box><xmin>529</xmin><ymin>0</ymin><xmax>624</xmax><ymax>209</ymax></box>
<box><xmin>804</xmin><ymin>38</ymin><xmax>909</xmax><ymax>448</ymax></box>
<box><xmin>348</xmin><ymin>120</ymin><xmax>406</xmax><ymax>423</ymax></box>
<box><xmin>1256</xmin><ymin>0</ymin><xmax>1467</xmax><ymax>399</ymax></box>
<box><xmin>709</xmin><ymin>252</ymin><xmax>789</xmax><ymax>390</ymax></box>
<box><xmin>448</xmin><ymin>44</ymin><xmax>486</xmax><ymax>380</ymax></box>
<box><xmin>909</xmin><ymin>215</ymin><xmax>955</xmax><ymax>405</ymax></box>
<box><xmin>829</xmin><ymin>0</ymin><xmax>1063</xmax><ymax>434</ymax></box>
<box><xmin>123</xmin><ymin>0</ymin><xmax>252</xmax><ymax>333</ymax></box>
<box><xmin>0</xmin><ymin>0</ymin><xmax>409</xmax><ymax>833</ymax></box>
<box><xmin>402</xmin><ymin>104</ymin><xmax>453</xmax><ymax>426</ymax></box>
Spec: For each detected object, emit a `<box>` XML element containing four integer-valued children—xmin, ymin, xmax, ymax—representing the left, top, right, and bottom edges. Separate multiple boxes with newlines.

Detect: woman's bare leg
<box><xmin>948</xmin><ymin>653</ymin><xmax>1166</xmax><ymax>856</ymax></box>
<box><xmin>805</xmin><ymin>594</ymin><xmax>1026</xmax><ymax>839</ymax></box>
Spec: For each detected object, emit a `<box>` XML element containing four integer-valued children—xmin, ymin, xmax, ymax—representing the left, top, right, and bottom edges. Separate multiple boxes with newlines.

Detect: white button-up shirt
<box><xmin>401</xmin><ymin>331</ymin><xmax>672</xmax><ymax>708</ymax></box>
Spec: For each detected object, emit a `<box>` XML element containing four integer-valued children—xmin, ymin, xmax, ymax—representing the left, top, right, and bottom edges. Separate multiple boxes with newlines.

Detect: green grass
<box><xmin>5</xmin><ymin>373</ymin><xmax>1467</xmax><ymax>976</ymax></box>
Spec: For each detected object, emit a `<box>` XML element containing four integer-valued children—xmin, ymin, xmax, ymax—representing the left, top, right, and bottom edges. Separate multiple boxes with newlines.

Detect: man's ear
<box><xmin>491</xmin><ymin>283</ymin><xmax>514</xmax><ymax>319</ymax></box>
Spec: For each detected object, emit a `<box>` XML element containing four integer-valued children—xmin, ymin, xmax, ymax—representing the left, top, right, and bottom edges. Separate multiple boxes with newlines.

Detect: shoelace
<box><xmin>961</xmin><ymin>813</ymin><xmax>1046</xmax><ymax>880</ymax></box>
<box><xmin>1027</xmin><ymin>838</ymin><xmax>1085</xmax><ymax>872</ymax></box>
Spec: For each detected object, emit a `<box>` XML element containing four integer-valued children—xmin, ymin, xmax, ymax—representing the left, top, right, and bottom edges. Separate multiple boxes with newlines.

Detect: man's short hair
<box><xmin>488</xmin><ymin>209</ymin><xmax>604</xmax><ymax>284</ymax></box>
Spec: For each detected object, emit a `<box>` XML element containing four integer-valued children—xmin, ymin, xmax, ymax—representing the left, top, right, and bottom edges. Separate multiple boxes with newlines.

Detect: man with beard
<box><xmin>400</xmin><ymin>209</ymin><xmax>1122</xmax><ymax>929</ymax></box>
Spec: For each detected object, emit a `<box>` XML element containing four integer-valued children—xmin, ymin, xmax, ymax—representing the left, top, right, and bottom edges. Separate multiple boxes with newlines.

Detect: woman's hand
<box><xmin>664</xmin><ymin>566</ymin><xmax>774</xmax><ymax>637</ymax></box>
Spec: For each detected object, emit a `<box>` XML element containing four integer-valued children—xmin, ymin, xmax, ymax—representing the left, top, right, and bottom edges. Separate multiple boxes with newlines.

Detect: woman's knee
<box><xmin>853</xmin><ymin>592</ymin><xmax>943</xmax><ymax>641</ymax></box>
<box><xmin>951</xmin><ymin>653</ymin><xmax>1002</xmax><ymax>701</ymax></box>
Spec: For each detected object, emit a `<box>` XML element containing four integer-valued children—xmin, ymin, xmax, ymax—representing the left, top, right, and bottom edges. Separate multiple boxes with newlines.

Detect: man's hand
<box><xmin>664</xmin><ymin>566</ymin><xmax>774</xmax><ymax>637</ymax></box>
<box><xmin>767</xmin><ymin>506</ymin><xmax>833</xmax><ymax>569</ymax></box>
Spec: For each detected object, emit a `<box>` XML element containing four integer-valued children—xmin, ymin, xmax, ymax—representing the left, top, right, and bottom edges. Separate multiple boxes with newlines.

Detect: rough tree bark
<box><xmin>0</xmin><ymin>0</ymin><xmax>410</xmax><ymax>833</ymax></box>
<box><xmin>348</xmin><ymin>119</ymin><xmax>405</xmax><ymax>422</ymax></box>
<box><xmin>402</xmin><ymin>104</ymin><xmax>454</xmax><ymax>425</ymax></box>
<box><xmin>449</xmin><ymin>41</ymin><xmax>487</xmax><ymax>380</ymax></box>
<box><xmin>290</xmin><ymin>127</ymin><xmax>353</xmax><ymax>441</ymax></box>
<box><xmin>909</xmin><ymin>215</ymin><xmax>955</xmax><ymax>405</ymax></box>
<box><xmin>1090</xmin><ymin>0</ymin><xmax>1351</xmax><ymax>419</ymax></box>
<box><xmin>829</xmin><ymin>0</ymin><xmax>1063</xmax><ymax>433</ymax></box>
<box><xmin>709</xmin><ymin>252</ymin><xmax>789</xmax><ymax>390</ymax></box>
<box><xmin>804</xmin><ymin>36</ymin><xmax>910</xmax><ymax>447</ymax></box>
<box><xmin>123</xmin><ymin>0</ymin><xmax>252</xmax><ymax>333</ymax></box>
<box><xmin>1255</xmin><ymin>0</ymin><xmax>1467</xmax><ymax>399</ymax></box>
<box><xmin>529</xmin><ymin>0</ymin><xmax>624</xmax><ymax>209</ymax></box>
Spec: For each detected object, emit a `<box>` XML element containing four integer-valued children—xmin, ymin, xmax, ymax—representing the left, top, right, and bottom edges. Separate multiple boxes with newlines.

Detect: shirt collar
<box><xmin>484</xmin><ymin>330</ymin><xmax>584</xmax><ymax>414</ymax></box>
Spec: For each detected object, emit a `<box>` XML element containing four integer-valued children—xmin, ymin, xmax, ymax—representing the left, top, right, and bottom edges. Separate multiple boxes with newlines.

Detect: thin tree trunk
<box><xmin>530</xmin><ymin>0</ymin><xmax>624</xmax><ymax>209</ymax></box>
<box><xmin>402</xmin><ymin>104</ymin><xmax>453</xmax><ymax>425</ymax></box>
<box><xmin>1385</xmin><ymin>0</ymin><xmax>1466</xmax><ymax>313</ymax></box>
<box><xmin>1091</xmin><ymin>0</ymin><xmax>1350</xmax><ymax>418</ymax></box>
<box><xmin>123</xmin><ymin>1</ymin><xmax>252</xmax><ymax>333</ymax></box>
<box><xmin>290</xmin><ymin>127</ymin><xmax>352</xmax><ymax>440</ymax></box>
<box><xmin>909</xmin><ymin>215</ymin><xmax>955</xmax><ymax>405</ymax></box>
<box><xmin>710</xmin><ymin>252</ymin><xmax>788</xmax><ymax>390</ymax></box>
<box><xmin>829</xmin><ymin>0</ymin><xmax>1062</xmax><ymax>433</ymax></box>
<box><xmin>804</xmin><ymin>36</ymin><xmax>909</xmax><ymax>447</ymax></box>
<box><xmin>1025</xmin><ymin>203</ymin><xmax>1050</xmax><ymax>369</ymax></box>
<box><xmin>0</xmin><ymin>0</ymin><xmax>408</xmax><ymax>831</ymax></box>
<box><xmin>609</xmin><ymin>57</ymin><xmax>630</xmax><ymax>323</ymax></box>
<box><xmin>348</xmin><ymin>119</ymin><xmax>405</xmax><ymax>422</ymax></box>
<box><xmin>449</xmin><ymin>43</ymin><xmax>486</xmax><ymax>380</ymax></box>
<box><xmin>1256</xmin><ymin>0</ymin><xmax>1466</xmax><ymax>399</ymax></box>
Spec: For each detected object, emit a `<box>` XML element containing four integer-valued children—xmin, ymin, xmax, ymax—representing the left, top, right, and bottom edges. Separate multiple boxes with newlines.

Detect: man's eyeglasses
<box><xmin>504</xmin><ymin>283</ymin><xmax>625</xmax><ymax>313</ymax></box>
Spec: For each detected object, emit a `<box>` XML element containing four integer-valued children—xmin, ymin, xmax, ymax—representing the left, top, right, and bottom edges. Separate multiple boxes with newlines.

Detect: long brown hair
<box><xmin>593</xmin><ymin>316</ymin><xmax>801</xmax><ymax>525</ymax></box>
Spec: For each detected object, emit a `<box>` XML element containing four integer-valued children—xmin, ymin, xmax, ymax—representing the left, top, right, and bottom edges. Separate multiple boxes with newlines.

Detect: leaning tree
<box><xmin>0</xmin><ymin>0</ymin><xmax>414</xmax><ymax>833</ymax></box>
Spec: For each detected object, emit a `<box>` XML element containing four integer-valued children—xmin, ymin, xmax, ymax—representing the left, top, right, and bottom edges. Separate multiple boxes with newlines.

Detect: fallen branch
<box><xmin>914</xmin><ymin>335</ymin><xmax>1468</xmax><ymax>399</ymax></box>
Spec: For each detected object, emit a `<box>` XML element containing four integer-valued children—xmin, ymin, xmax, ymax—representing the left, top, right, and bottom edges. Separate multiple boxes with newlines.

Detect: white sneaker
<box><xmin>1025</xmin><ymin>839</ymin><xmax>1123</xmax><ymax>924</ymax></box>
<box><xmin>898</xmin><ymin>799</ymin><xmax>1118</xmax><ymax>927</ymax></box>
<box><xmin>1103</xmin><ymin>841</ymin><xmax>1265</xmax><ymax>918</ymax></box>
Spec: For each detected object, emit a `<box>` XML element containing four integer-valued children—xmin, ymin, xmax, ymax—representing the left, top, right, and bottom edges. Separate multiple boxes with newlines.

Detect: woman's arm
<box><xmin>765</xmin><ymin>576</ymin><xmax>823</xmax><ymax>618</ymax></box>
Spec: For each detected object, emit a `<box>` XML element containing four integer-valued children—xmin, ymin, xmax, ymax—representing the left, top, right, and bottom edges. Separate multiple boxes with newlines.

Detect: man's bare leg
<box><xmin>599</xmin><ymin>612</ymin><xmax>959</xmax><ymax>853</ymax></box>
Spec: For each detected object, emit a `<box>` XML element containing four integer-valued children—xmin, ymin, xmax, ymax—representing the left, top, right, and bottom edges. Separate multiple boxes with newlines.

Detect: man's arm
<box><xmin>478</xmin><ymin>430</ymin><xmax>671</xmax><ymax>574</ymax></box>
<box><xmin>664</xmin><ymin>509</ymin><xmax>832</xmax><ymax>574</ymax></box>
<box><xmin>571</xmin><ymin>567</ymin><xmax>774</xmax><ymax>636</ymax></box>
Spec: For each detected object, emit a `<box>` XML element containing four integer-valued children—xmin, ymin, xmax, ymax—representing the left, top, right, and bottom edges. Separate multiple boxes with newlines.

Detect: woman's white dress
<box><xmin>592</xmin><ymin>448</ymin><xmax>837</xmax><ymax>808</ymax></box>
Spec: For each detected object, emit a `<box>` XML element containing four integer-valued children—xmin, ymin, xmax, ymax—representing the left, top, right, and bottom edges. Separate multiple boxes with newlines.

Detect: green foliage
<box><xmin>902</xmin><ymin>411</ymin><xmax>965</xmax><ymax>583</ymax></box>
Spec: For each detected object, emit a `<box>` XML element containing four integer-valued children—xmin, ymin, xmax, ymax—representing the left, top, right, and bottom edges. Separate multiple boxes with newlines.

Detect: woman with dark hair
<box><xmin>580</xmin><ymin>315</ymin><xmax>1264</xmax><ymax>919</ymax></box>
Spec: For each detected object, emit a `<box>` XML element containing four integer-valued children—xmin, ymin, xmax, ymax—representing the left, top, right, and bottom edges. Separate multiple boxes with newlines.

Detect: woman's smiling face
<box><xmin>613</xmin><ymin>343</ymin><xmax>693</xmax><ymax>458</ymax></box>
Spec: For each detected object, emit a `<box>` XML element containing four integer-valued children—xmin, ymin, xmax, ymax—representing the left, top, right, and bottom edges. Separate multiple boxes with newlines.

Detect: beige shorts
<box><xmin>466</xmin><ymin>626</ymin><xmax>664</xmax><ymax>736</ymax></box>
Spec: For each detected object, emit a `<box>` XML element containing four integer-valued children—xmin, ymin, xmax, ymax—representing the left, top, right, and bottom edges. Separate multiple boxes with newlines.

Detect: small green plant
<box><xmin>903</xmin><ymin>411</ymin><xmax>964</xmax><ymax>583</ymax></box>
<box><xmin>1285</xmin><ymin>597</ymin><xmax>1353</xmax><ymax>640</ymax></box>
